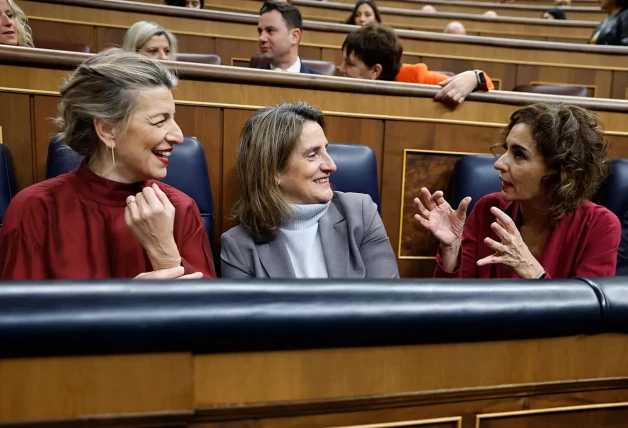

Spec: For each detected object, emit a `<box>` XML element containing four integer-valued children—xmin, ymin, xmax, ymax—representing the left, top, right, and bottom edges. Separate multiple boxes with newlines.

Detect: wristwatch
<box><xmin>535</xmin><ymin>269</ymin><xmax>547</xmax><ymax>279</ymax></box>
<box><xmin>474</xmin><ymin>70</ymin><xmax>489</xmax><ymax>91</ymax></box>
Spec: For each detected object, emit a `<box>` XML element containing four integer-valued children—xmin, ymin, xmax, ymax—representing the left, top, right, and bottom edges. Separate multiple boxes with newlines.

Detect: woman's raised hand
<box><xmin>124</xmin><ymin>183</ymin><xmax>181</xmax><ymax>271</ymax></box>
<box><xmin>413</xmin><ymin>187</ymin><xmax>471</xmax><ymax>248</ymax></box>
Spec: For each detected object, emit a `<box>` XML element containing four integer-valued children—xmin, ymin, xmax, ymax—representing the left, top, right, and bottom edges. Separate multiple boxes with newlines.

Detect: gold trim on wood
<box><xmin>397</xmin><ymin>148</ymin><xmax>486</xmax><ymax>260</ymax></box>
<box><xmin>474</xmin><ymin>401</ymin><xmax>628</xmax><ymax>428</ymax></box>
<box><xmin>0</xmin><ymin>87</ymin><xmax>508</xmax><ymax>127</ymax></box>
<box><xmin>529</xmin><ymin>80</ymin><xmax>598</xmax><ymax>98</ymax></box>
<box><xmin>25</xmin><ymin>16</ymin><xmax>628</xmax><ymax>72</ymax></box>
<box><xmin>4</xmin><ymin>87</ymin><xmax>628</xmax><ymax>135</ymax></box>
<box><xmin>491</xmin><ymin>78</ymin><xmax>503</xmax><ymax>91</ymax></box>
<box><xmin>230</xmin><ymin>57</ymin><xmax>251</xmax><ymax>67</ymax></box>
<box><xmin>0</xmin><ymin>126</ymin><xmax>3</xmax><ymax>144</ymax></box>
<box><xmin>332</xmin><ymin>416</ymin><xmax>463</xmax><ymax>428</ymax></box>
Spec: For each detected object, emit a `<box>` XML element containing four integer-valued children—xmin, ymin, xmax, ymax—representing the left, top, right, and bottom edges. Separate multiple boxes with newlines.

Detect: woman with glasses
<box><xmin>414</xmin><ymin>103</ymin><xmax>620</xmax><ymax>279</ymax></box>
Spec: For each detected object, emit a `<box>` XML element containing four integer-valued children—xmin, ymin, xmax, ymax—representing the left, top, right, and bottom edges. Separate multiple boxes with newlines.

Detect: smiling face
<box><xmin>107</xmin><ymin>86</ymin><xmax>184</xmax><ymax>183</ymax></box>
<box><xmin>354</xmin><ymin>3</ymin><xmax>377</xmax><ymax>26</ymax></box>
<box><xmin>139</xmin><ymin>35</ymin><xmax>171</xmax><ymax>60</ymax></box>
<box><xmin>0</xmin><ymin>0</ymin><xmax>17</xmax><ymax>46</ymax></box>
<box><xmin>278</xmin><ymin>120</ymin><xmax>337</xmax><ymax>204</ymax></box>
<box><xmin>492</xmin><ymin>123</ymin><xmax>550</xmax><ymax>203</ymax></box>
<box><xmin>257</xmin><ymin>10</ymin><xmax>299</xmax><ymax>63</ymax></box>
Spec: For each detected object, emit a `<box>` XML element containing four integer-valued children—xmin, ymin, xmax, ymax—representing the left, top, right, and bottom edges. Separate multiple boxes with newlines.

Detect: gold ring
<box><xmin>127</xmin><ymin>199</ymin><xmax>137</xmax><ymax>205</ymax></box>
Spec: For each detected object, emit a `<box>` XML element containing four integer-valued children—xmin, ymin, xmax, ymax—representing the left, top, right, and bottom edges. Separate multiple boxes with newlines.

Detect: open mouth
<box><xmin>500</xmin><ymin>178</ymin><xmax>513</xmax><ymax>188</ymax></box>
<box><xmin>152</xmin><ymin>149</ymin><xmax>172</xmax><ymax>165</ymax></box>
<box><xmin>314</xmin><ymin>177</ymin><xmax>330</xmax><ymax>185</ymax></box>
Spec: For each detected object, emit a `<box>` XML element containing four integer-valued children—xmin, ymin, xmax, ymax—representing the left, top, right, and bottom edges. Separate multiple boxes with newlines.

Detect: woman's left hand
<box><xmin>476</xmin><ymin>207</ymin><xmax>544</xmax><ymax>279</ymax></box>
<box><xmin>434</xmin><ymin>71</ymin><xmax>478</xmax><ymax>105</ymax></box>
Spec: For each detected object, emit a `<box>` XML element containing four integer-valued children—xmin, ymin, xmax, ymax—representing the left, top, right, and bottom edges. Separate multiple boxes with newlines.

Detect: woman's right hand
<box><xmin>413</xmin><ymin>187</ymin><xmax>471</xmax><ymax>248</ymax></box>
<box><xmin>134</xmin><ymin>266</ymin><xmax>203</xmax><ymax>280</ymax></box>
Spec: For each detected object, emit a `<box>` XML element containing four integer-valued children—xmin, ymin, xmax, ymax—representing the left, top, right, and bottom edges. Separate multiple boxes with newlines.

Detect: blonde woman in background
<box><xmin>123</xmin><ymin>21</ymin><xmax>178</xmax><ymax>60</ymax></box>
<box><xmin>0</xmin><ymin>0</ymin><xmax>33</xmax><ymax>47</ymax></box>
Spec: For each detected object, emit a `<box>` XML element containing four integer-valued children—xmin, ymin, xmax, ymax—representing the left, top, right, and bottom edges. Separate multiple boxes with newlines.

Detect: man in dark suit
<box><xmin>256</xmin><ymin>2</ymin><xmax>321</xmax><ymax>74</ymax></box>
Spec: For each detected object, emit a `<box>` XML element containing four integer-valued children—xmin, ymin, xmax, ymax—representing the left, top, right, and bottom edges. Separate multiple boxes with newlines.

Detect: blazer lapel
<box><xmin>319</xmin><ymin>201</ymin><xmax>349</xmax><ymax>278</ymax></box>
<box><xmin>258</xmin><ymin>233</ymin><xmax>297</xmax><ymax>278</ymax></box>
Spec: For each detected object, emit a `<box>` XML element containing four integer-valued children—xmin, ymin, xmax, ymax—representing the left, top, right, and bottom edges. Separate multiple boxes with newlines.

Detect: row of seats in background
<box><xmin>2</xmin><ymin>135</ymin><xmax>626</xmax><ymax>274</ymax></box>
<box><xmin>33</xmin><ymin>39</ymin><xmax>592</xmax><ymax>97</ymax></box>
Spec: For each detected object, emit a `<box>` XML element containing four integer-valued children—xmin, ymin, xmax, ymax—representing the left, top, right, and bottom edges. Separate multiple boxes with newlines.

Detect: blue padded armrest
<box><xmin>327</xmin><ymin>143</ymin><xmax>381</xmax><ymax>212</ymax></box>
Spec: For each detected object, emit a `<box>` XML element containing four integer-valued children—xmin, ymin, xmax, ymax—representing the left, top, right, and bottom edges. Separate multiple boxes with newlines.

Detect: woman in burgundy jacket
<box><xmin>415</xmin><ymin>103</ymin><xmax>620</xmax><ymax>279</ymax></box>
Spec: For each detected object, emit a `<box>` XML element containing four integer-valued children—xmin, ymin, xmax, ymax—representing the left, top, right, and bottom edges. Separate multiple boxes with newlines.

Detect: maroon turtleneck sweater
<box><xmin>0</xmin><ymin>161</ymin><xmax>216</xmax><ymax>280</ymax></box>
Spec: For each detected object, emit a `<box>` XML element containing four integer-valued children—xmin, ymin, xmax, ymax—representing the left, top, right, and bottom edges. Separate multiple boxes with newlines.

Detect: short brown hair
<box><xmin>495</xmin><ymin>103</ymin><xmax>610</xmax><ymax>224</ymax></box>
<box><xmin>56</xmin><ymin>48</ymin><xmax>178</xmax><ymax>157</ymax></box>
<box><xmin>341</xmin><ymin>24</ymin><xmax>403</xmax><ymax>81</ymax></box>
<box><xmin>232</xmin><ymin>102</ymin><xmax>326</xmax><ymax>241</ymax></box>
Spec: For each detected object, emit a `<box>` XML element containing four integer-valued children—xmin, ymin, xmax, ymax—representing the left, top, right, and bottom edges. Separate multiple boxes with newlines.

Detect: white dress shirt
<box><xmin>270</xmin><ymin>57</ymin><xmax>302</xmax><ymax>73</ymax></box>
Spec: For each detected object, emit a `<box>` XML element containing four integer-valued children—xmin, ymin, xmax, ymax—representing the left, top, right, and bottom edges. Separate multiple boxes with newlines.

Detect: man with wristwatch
<box><xmin>339</xmin><ymin>24</ymin><xmax>495</xmax><ymax>105</ymax></box>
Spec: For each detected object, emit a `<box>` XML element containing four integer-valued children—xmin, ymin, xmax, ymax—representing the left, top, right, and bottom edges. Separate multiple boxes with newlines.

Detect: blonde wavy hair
<box><xmin>122</xmin><ymin>21</ymin><xmax>178</xmax><ymax>60</ymax></box>
<box><xmin>7</xmin><ymin>0</ymin><xmax>33</xmax><ymax>47</ymax></box>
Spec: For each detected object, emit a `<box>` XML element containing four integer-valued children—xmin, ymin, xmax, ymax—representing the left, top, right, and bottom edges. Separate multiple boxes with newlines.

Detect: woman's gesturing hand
<box><xmin>476</xmin><ymin>206</ymin><xmax>544</xmax><ymax>279</ymax></box>
<box><xmin>125</xmin><ymin>183</ymin><xmax>181</xmax><ymax>271</ymax></box>
<box><xmin>414</xmin><ymin>187</ymin><xmax>472</xmax><ymax>248</ymax></box>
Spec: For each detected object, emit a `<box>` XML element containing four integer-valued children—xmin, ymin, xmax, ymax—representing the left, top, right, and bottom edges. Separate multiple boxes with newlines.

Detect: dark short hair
<box><xmin>259</xmin><ymin>1</ymin><xmax>303</xmax><ymax>31</ymax></box>
<box><xmin>494</xmin><ymin>103</ymin><xmax>610</xmax><ymax>224</ymax></box>
<box><xmin>544</xmin><ymin>8</ymin><xmax>566</xmax><ymax>19</ymax></box>
<box><xmin>341</xmin><ymin>24</ymin><xmax>402</xmax><ymax>81</ymax></box>
<box><xmin>346</xmin><ymin>0</ymin><xmax>382</xmax><ymax>25</ymax></box>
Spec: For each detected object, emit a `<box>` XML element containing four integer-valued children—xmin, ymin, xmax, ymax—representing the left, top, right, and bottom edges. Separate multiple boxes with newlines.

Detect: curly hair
<box><xmin>8</xmin><ymin>0</ymin><xmax>33</xmax><ymax>47</ymax></box>
<box><xmin>496</xmin><ymin>103</ymin><xmax>610</xmax><ymax>224</ymax></box>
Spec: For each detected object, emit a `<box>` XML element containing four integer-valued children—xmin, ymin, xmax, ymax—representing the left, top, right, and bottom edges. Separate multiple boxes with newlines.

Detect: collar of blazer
<box><xmin>258</xmin><ymin>198</ymin><xmax>348</xmax><ymax>278</ymax></box>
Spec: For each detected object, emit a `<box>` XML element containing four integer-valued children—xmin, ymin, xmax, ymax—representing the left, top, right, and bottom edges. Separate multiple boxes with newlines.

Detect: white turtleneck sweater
<box><xmin>279</xmin><ymin>202</ymin><xmax>331</xmax><ymax>278</ymax></box>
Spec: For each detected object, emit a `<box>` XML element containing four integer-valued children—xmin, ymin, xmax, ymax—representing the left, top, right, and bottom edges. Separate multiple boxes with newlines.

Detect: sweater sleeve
<box><xmin>568</xmin><ymin>209</ymin><xmax>621</xmax><ymax>278</ymax></box>
<box><xmin>0</xmin><ymin>229</ymin><xmax>48</xmax><ymax>280</ymax></box>
<box><xmin>177</xmin><ymin>201</ymin><xmax>216</xmax><ymax>278</ymax></box>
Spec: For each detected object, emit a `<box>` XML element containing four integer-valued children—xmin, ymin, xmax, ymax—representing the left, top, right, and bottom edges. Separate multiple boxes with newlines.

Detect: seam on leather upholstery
<box><xmin>575</xmin><ymin>276</ymin><xmax>608</xmax><ymax>318</ymax></box>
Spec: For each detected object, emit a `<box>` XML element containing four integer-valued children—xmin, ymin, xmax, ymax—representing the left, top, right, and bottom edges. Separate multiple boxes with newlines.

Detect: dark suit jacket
<box><xmin>220</xmin><ymin>192</ymin><xmax>399</xmax><ymax>279</ymax></box>
<box><xmin>590</xmin><ymin>8</ymin><xmax>628</xmax><ymax>46</ymax></box>
<box><xmin>258</xmin><ymin>62</ymin><xmax>322</xmax><ymax>75</ymax></box>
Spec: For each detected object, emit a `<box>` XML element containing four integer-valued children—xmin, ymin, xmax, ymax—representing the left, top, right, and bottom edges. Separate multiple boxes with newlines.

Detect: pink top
<box><xmin>434</xmin><ymin>193</ymin><xmax>621</xmax><ymax>279</ymax></box>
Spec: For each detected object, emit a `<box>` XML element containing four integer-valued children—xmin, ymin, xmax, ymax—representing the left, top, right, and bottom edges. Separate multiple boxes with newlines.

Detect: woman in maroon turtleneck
<box><xmin>0</xmin><ymin>49</ymin><xmax>216</xmax><ymax>280</ymax></box>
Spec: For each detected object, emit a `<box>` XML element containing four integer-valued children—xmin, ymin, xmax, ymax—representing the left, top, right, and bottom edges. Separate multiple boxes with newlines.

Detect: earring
<box><xmin>111</xmin><ymin>143</ymin><xmax>115</xmax><ymax>167</ymax></box>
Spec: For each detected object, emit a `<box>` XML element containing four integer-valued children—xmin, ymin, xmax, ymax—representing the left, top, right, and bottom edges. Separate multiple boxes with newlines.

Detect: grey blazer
<box><xmin>220</xmin><ymin>192</ymin><xmax>399</xmax><ymax>278</ymax></box>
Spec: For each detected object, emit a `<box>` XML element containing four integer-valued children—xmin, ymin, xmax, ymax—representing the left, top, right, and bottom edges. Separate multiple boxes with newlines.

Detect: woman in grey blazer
<box><xmin>220</xmin><ymin>102</ymin><xmax>399</xmax><ymax>279</ymax></box>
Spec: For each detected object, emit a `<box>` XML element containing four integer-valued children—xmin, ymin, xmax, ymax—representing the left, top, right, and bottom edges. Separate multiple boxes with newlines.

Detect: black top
<box><xmin>590</xmin><ymin>8</ymin><xmax>628</xmax><ymax>46</ymax></box>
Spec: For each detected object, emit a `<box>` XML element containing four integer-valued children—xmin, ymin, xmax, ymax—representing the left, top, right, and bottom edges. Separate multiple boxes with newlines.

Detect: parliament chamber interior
<box><xmin>1</xmin><ymin>0</ymin><xmax>628</xmax><ymax>425</ymax></box>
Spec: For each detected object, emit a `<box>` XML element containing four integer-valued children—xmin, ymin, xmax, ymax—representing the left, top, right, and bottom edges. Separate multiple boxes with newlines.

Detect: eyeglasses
<box><xmin>489</xmin><ymin>144</ymin><xmax>507</xmax><ymax>159</ymax></box>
